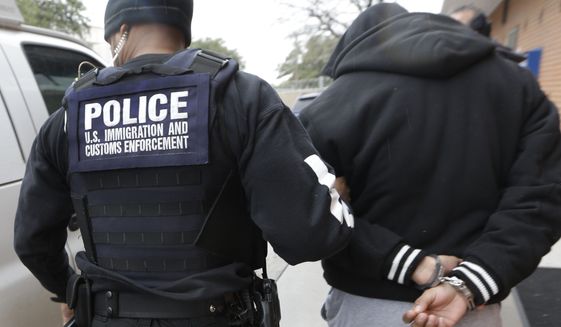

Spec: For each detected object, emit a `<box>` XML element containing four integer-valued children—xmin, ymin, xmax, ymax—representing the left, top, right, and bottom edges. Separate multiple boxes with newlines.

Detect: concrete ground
<box><xmin>273</xmin><ymin>240</ymin><xmax>561</xmax><ymax>327</ymax></box>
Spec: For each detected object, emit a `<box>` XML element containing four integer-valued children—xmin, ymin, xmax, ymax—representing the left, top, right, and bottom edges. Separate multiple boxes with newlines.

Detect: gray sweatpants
<box><xmin>322</xmin><ymin>288</ymin><xmax>502</xmax><ymax>327</ymax></box>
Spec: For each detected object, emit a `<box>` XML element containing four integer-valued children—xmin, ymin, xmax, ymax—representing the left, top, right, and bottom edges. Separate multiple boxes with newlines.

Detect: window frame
<box><xmin>21</xmin><ymin>43</ymin><xmax>104</xmax><ymax>116</ymax></box>
<box><xmin>0</xmin><ymin>30</ymin><xmax>106</xmax><ymax>162</ymax></box>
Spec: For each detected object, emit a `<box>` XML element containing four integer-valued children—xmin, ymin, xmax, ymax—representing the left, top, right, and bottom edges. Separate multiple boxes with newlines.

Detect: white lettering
<box><xmin>103</xmin><ymin>100</ymin><xmax>121</xmax><ymax>127</ymax></box>
<box><xmin>148</xmin><ymin>93</ymin><xmax>168</xmax><ymax>122</ymax></box>
<box><xmin>85</xmin><ymin>92</ymin><xmax>190</xmax><ymax>129</ymax></box>
<box><xmin>138</xmin><ymin>96</ymin><xmax>147</xmax><ymax>124</ymax></box>
<box><xmin>168</xmin><ymin>121</ymin><xmax>189</xmax><ymax>135</ymax></box>
<box><xmin>84</xmin><ymin>103</ymin><xmax>102</xmax><ymax>131</ymax></box>
<box><xmin>84</xmin><ymin>141</ymin><xmax>122</xmax><ymax>157</ymax></box>
<box><xmin>170</xmin><ymin>91</ymin><xmax>189</xmax><ymax>120</ymax></box>
<box><xmin>122</xmin><ymin>98</ymin><xmax>137</xmax><ymax>125</ymax></box>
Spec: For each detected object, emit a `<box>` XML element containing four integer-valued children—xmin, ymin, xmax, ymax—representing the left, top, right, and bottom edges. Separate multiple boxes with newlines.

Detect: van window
<box><xmin>22</xmin><ymin>45</ymin><xmax>102</xmax><ymax>115</ymax></box>
<box><xmin>0</xmin><ymin>98</ymin><xmax>24</xmax><ymax>184</ymax></box>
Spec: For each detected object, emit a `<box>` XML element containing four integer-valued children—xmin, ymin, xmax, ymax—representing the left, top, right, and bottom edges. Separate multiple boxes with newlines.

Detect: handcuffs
<box><xmin>417</xmin><ymin>255</ymin><xmax>476</xmax><ymax>311</ymax></box>
<box><xmin>439</xmin><ymin>276</ymin><xmax>476</xmax><ymax>311</ymax></box>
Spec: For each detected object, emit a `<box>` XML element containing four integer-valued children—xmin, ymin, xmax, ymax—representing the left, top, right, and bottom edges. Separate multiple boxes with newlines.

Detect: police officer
<box><xmin>14</xmin><ymin>1</ymin><xmax>354</xmax><ymax>326</ymax></box>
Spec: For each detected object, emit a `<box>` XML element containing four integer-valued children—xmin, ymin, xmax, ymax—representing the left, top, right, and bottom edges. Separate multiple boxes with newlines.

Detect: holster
<box><xmin>252</xmin><ymin>276</ymin><xmax>281</xmax><ymax>327</ymax></box>
<box><xmin>67</xmin><ymin>274</ymin><xmax>93</xmax><ymax>327</ymax></box>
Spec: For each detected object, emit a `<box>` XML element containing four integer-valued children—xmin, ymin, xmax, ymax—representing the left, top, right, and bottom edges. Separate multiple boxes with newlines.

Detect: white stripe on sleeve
<box><xmin>64</xmin><ymin>110</ymin><xmax>68</xmax><ymax>133</ymax></box>
<box><xmin>388</xmin><ymin>245</ymin><xmax>410</xmax><ymax>281</ymax></box>
<box><xmin>304</xmin><ymin>155</ymin><xmax>354</xmax><ymax>227</ymax></box>
<box><xmin>454</xmin><ymin>266</ymin><xmax>492</xmax><ymax>302</ymax></box>
<box><xmin>462</xmin><ymin>262</ymin><xmax>499</xmax><ymax>295</ymax></box>
<box><xmin>398</xmin><ymin>249</ymin><xmax>422</xmax><ymax>284</ymax></box>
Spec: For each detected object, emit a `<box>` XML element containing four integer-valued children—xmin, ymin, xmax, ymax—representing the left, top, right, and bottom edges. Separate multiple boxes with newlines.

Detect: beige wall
<box><xmin>490</xmin><ymin>0</ymin><xmax>561</xmax><ymax>107</ymax></box>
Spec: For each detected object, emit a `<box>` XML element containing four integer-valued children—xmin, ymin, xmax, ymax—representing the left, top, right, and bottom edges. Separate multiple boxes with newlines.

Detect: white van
<box><xmin>0</xmin><ymin>1</ymin><xmax>105</xmax><ymax>325</ymax></box>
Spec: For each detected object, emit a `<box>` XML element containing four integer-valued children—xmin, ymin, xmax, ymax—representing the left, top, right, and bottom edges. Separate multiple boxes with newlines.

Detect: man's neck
<box><xmin>118</xmin><ymin>24</ymin><xmax>186</xmax><ymax>65</ymax></box>
<box><xmin>130</xmin><ymin>47</ymin><xmax>181</xmax><ymax>59</ymax></box>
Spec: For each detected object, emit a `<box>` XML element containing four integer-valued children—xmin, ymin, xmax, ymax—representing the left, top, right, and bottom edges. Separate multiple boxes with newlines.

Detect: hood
<box><xmin>495</xmin><ymin>42</ymin><xmax>527</xmax><ymax>63</ymax></box>
<box><xmin>323</xmin><ymin>3</ymin><xmax>496</xmax><ymax>79</ymax></box>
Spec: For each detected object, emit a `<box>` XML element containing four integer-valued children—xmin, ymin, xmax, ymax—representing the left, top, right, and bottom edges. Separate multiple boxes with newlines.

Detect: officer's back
<box><xmin>13</xmin><ymin>1</ymin><xmax>354</xmax><ymax>327</ymax></box>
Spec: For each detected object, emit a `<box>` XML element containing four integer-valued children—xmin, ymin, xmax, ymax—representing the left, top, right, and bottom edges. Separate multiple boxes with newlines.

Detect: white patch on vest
<box><xmin>304</xmin><ymin>155</ymin><xmax>354</xmax><ymax>227</ymax></box>
<box><xmin>80</xmin><ymin>90</ymin><xmax>193</xmax><ymax>158</ymax></box>
<box><xmin>84</xmin><ymin>91</ymin><xmax>189</xmax><ymax>130</ymax></box>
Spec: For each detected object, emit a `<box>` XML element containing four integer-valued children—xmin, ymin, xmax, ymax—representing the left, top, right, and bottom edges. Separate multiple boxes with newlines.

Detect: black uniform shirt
<box><xmin>14</xmin><ymin>53</ymin><xmax>354</xmax><ymax>301</ymax></box>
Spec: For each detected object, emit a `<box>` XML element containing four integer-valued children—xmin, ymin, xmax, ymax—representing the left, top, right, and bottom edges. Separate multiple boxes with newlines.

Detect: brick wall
<box><xmin>489</xmin><ymin>0</ymin><xmax>561</xmax><ymax>107</ymax></box>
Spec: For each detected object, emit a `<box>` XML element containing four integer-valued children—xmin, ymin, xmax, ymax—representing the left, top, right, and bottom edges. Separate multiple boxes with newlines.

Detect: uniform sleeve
<box><xmin>14</xmin><ymin>109</ymin><xmax>75</xmax><ymax>302</ymax></box>
<box><xmin>333</xmin><ymin>221</ymin><xmax>428</xmax><ymax>286</ymax></box>
<box><xmin>301</xmin><ymin>105</ymin><xmax>427</xmax><ymax>286</ymax></box>
<box><xmin>450</xmin><ymin>73</ymin><xmax>561</xmax><ymax>306</ymax></box>
<box><xmin>232</xmin><ymin>75</ymin><xmax>353</xmax><ymax>265</ymax></box>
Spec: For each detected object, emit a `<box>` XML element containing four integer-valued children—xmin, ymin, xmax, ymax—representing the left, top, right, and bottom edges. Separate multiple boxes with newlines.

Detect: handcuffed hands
<box><xmin>402</xmin><ymin>283</ymin><xmax>468</xmax><ymax>327</ymax></box>
<box><xmin>412</xmin><ymin>255</ymin><xmax>462</xmax><ymax>286</ymax></box>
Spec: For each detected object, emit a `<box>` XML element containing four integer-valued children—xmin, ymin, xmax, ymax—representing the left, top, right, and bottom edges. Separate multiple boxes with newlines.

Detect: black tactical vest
<box><xmin>65</xmin><ymin>49</ymin><xmax>265</xmax><ymax>289</ymax></box>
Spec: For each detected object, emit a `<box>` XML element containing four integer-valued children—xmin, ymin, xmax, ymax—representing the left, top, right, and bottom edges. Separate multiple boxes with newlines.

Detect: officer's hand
<box><xmin>335</xmin><ymin>177</ymin><xmax>351</xmax><ymax>203</ymax></box>
<box><xmin>402</xmin><ymin>283</ymin><xmax>468</xmax><ymax>327</ymax></box>
<box><xmin>61</xmin><ymin>303</ymin><xmax>74</xmax><ymax>326</ymax></box>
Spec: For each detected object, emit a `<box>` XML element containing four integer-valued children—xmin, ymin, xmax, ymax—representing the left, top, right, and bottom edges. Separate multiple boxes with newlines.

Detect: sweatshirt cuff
<box><xmin>385</xmin><ymin>244</ymin><xmax>426</xmax><ymax>286</ymax></box>
<box><xmin>450</xmin><ymin>261</ymin><xmax>500</xmax><ymax>305</ymax></box>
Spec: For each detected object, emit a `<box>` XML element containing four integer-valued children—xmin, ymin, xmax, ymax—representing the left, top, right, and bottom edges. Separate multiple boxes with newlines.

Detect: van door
<box><xmin>4</xmin><ymin>39</ymin><xmax>104</xmax><ymax>265</ymax></box>
<box><xmin>0</xmin><ymin>28</ymin><xmax>104</xmax><ymax>326</ymax></box>
<box><xmin>0</xmin><ymin>94</ymin><xmax>62</xmax><ymax>326</ymax></box>
<box><xmin>18</xmin><ymin>43</ymin><xmax>104</xmax><ymax>263</ymax></box>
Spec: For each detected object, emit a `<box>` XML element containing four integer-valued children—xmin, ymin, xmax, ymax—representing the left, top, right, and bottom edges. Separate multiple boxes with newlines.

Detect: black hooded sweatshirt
<box><xmin>300</xmin><ymin>4</ymin><xmax>561</xmax><ymax>306</ymax></box>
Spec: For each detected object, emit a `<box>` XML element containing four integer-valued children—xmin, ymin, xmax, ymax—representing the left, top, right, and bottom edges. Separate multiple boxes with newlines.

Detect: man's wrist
<box><xmin>439</xmin><ymin>276</ymin><xmax>476</xmax><ymax>311</ymax></box>
<box><xmin>414</xmin><ymin>255</ymin><xmax>444</xmax><ymax>289</ymax></box>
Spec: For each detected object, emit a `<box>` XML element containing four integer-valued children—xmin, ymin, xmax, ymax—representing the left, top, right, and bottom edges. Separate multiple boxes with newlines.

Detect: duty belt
<box><xmin>94</xmin><ymin>291</ymin><xmax>226</xmax><ymax>319</ymax></box>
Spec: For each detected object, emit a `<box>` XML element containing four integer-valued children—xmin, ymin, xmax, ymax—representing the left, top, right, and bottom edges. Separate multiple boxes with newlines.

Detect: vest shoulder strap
<box><xmin>66</xmin><ymin>49</ymin><xmax>235</xmax><ymax>95</ymax></box>
<box><xmin>182</xmin><ymin>49</ymin><xmax>229</xmax><ymax>78</ymax></box>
